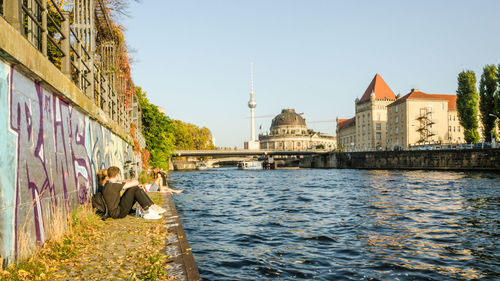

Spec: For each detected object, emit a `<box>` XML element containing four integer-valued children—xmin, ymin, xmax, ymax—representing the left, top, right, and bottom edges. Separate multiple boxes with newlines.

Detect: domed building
<box><xmin>259</xmin><ymin>109</ymin><xmax>336</xmax><ymax>151</ymax></box>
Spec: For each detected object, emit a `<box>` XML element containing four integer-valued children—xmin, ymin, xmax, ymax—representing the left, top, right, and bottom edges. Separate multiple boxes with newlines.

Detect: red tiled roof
<box><xmin>337</xmin><ymin>117</ymin><xmax>356</xmax><ymax>130</ymax></box>
<box><xmin>432</xmin><ymin>94</ymin><xmax>457</xmax><ymax>110</ymax></box>
<box><xmin>389</xmin><ymin>89</ymin><xmax>457</xmax><ymax>110</ymax></box>
<box><xmin>359</xmin><ymin>74</ymin><xmax>396</xmax><ymax>102</ymax></box>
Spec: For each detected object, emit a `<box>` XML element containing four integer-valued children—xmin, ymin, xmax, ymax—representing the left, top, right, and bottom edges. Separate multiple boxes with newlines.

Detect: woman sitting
<box><xmin>96</xmin><ymin>169</ymin><xmax>108</xmax><ymax>193</ymax></box>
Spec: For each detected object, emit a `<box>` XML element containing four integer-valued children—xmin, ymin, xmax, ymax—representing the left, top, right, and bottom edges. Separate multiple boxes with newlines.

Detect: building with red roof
<box><xmin>336</xmin><ymin>117</ymin><xmax>356</xmax><ymax>150</ymax></box>
<box><xmin>359</xmin><ymin>73</ymin><xmax>397</xmax><ymax>103</ymax></box>
<box><xmin>386</xmin><ymin>89</ymin><xmax>464</xmax><ymax>148</ymax></box>
<box><xmin>353</xmin><ymin>74</ymin><xmax>397</xmax><ymax>151</ymax></box>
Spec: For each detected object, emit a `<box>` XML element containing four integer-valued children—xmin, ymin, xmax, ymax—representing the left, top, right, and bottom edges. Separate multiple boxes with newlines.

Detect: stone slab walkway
<box><xmin>1</xmin><ymin>192</ymin><xmax>200</xmax><ymax>281</ymax></box>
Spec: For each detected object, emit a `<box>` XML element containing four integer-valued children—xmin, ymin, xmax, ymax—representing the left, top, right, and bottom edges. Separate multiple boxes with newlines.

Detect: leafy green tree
<box><xmin>456</xmin><ymin>70</ymin><xmax>480</xmax><ymax>143</ymax></box>
<box><xmin>136</xmin><ymin>87</ymin><xmax>175</xmax><ymax>170</ymax></box>
<box><xmin>479</xmin><ymin>65</ymin><xmax>498</xmax><ymax>141</ymax></box>
<box><xmin>135</xmin><ymin>87</ymin><xmax>215</xmax><ymax>169</ymax></box>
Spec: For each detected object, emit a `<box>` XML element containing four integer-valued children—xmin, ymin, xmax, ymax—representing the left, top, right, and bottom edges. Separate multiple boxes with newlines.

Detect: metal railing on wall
<box><xmin>1</xmin><ymin>0</ymin><xmax>131</xmax><ymax>133</ymax></box>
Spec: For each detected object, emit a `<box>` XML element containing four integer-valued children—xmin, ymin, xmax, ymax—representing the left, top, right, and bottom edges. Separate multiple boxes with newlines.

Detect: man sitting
<box><xmin>103</xmin><ymin>166</ymin><xmax>166</xmax><ymax>220</ymax></box>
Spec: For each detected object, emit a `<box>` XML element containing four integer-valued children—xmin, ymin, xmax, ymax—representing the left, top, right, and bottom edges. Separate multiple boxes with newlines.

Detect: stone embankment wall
<box><xmin>300</xmin><ymin>149</ymin><xmax>500</xmax><ymax>171</ymax></box>
<box><xmin>0</xmin><ymin>38</ymin><xmax>134</xmax><ymax>267</ymax></box>
<box><xmin>172</xmin><ymin>161</ymin><xmax>197</xmax><ymax>171</ymax></box>
<box><xmin>299</xmin><ymin>153</ymin><xmax>338</xmax><ymax>168</ymax></box>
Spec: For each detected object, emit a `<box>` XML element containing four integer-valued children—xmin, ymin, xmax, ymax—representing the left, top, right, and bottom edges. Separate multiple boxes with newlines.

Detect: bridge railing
<box><xmin>1</xmin><ymin>0</ymin><xmax>140</xmax><ymax>137</ymax></box>
<box><xmin>173</xmin><ymin>149</ymin><xmax>331</xmax><ymax>157</ymax></box>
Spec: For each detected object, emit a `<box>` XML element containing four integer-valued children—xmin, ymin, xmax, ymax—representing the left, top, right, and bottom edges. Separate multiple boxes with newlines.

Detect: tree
<box><xmin>479</xmin><ymin>65</ymin><xmax>498</xmax><ymax>141</ymax></box>
<box><xmin>135</xmin><ymin>86</ymin><xmax>216</xmax><ymax>169</ymax></box>
<box><xmin>456</xmin><ymin>70</ymin><xmax>480</xmax><ymax>143</ymax></box>
<box><xmin>136</xmin><ymin>87</ymin><xmax>175</xmax><ymax>170</ymax></box>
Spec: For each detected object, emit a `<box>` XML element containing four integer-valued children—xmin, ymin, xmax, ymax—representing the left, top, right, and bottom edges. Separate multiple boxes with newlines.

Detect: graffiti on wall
<box><xmin>0</xmin><ymin>62</ymin><xmax>133</xmax><ymax>262</ymax></box>
<box><xmin>0</xmin><ymin>59</ymin><xmax>17</xmax><ymax>266</ymax></box>
<box><xmin>90</xmin><ymin>122</ymin><xmax>132</xmax><ymax>190</ymax></box>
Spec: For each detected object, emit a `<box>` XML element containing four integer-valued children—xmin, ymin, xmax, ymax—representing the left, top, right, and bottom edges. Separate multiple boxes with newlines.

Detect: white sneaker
<box><xmin>150</xmin><ymin>204</ymin><xmax>167</xmax><ymax>214</ymax></box>
<box><xmin>143</xmin><ymin>208</ymin><xmax>162</xmax><ymax>220</ymax></box>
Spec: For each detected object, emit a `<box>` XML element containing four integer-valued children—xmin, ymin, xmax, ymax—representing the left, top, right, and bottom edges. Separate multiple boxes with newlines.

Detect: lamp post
<box><xmin>489</xmin><ymin>113</ymin><xmax>499</xmax><ymax>148</ymax></box>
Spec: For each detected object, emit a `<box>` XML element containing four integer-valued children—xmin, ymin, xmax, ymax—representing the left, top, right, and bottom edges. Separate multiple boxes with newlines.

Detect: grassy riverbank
<box><xmin>0</xmin><ymin>193</ymin><xmax>175</xmax><ymax>281</ymax></box>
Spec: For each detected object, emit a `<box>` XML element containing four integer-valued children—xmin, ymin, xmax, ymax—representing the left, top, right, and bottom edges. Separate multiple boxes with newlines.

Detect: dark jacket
<box><xmin>102</xmin><ymin>181</ymin><xmax>125</xmax><ymax>218</ymax></box>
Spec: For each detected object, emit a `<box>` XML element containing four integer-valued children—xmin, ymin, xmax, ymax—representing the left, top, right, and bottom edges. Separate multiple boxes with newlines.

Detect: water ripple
<box><xmin>172</xmin><ymin>168</ymin><xmax>500</xmax><ymax>280</ymax></box>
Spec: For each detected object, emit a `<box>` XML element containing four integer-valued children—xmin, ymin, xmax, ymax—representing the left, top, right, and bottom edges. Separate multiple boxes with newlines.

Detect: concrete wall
<box><xmin>0</xmin><ymin>60</ymin><xmax>133</xmax><ymax>264</ymax></box>
<box><xmin>300</xmin><ymin>150</ymin><xmax>500</xmax><ymax>171</ymax></box>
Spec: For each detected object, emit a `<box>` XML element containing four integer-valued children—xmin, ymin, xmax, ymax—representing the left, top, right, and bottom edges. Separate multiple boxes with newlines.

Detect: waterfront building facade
<box><xmin>386</xmin><ymin>89</ymin><xmax>465</xmax><ymax>148</ymax></box>
<box><xmin>336</xmin><ymin>117</ymin><xmax>356</xmax><ymax>151</ymax></box>
<box><xmin>259</xmin><ymin>109</ymin><xmax>336</xmax><ymax>150</ymax></box>
<box><xmin>354</xmin><ymin>74</ymin><xmax>397</xmax><ymax>151</ymax></box>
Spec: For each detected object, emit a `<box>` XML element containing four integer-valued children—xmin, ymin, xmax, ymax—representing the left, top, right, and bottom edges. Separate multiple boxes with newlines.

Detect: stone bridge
<box><xmin>171</xmin><ymin>150</ymin><xmax>330</xmax><ymax>169</ymax></box>
<box><xmin>172</xmin><ymin>149</ymin><xmax>329</xmax><ymax>157</ymax></box>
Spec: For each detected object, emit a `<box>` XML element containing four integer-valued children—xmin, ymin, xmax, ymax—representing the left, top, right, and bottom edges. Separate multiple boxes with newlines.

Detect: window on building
<box><xmin>453</xmin><ymin>127</ymin><xmax>456</xmax><ymax>132</ymax></box>
<box><xmin>376</xmin><ymin>123</ymin><xmax>381</xmax><ymax>130</ymax></box>
<box><xmin>376</xmin><ymin>132</ymin><xmax>381</xmax><ymax>140</ymax></box>
<box><xmin>395</xmin><ymin>105</ymin><xmax>399</xmax><ymax>112</ymax></box>
<box><xmin>449</xmin><ymin>126</ymin><xmax>451</xmax><ymax>132</ymax></box>
<box><xmin>396</xmin><ymin>127</ymin><xmax>399</xmax><ymax>134</ymax></box>
<box><xmin>449</xmin><ymin>115</ymin><xmax>451</xmax><ymax>121</ymax></box>
<box><xmin>458</xmin><ymin>126</ymin><xmax>460</xmax><ymax>132</ymax></box>
<box><xmin>453</xmin><ymin>115</ymin><xmax>455</xmax><ymax>121</ymax></box>
<box><xmin>395</xmin><ymin>116</ymin><xmax>399</xmax><ymax>123</ymax></box>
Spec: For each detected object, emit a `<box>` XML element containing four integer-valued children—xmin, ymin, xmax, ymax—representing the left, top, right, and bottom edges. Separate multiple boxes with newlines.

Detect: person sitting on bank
<box><xmin>149</xmin><ymin>167</ymin><xmax>183</xmax><ymax>194</ymax></box>
<box><xmin>103</xmin><ymin>166</ymin><xmax>166</xmax><ymax>220</ymax></box>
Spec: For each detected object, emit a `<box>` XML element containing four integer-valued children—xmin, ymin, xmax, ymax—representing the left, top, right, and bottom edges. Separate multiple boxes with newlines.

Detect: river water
<box><xmin>170</xmin><ymin>168</ymin><xmax>499</xmax><ymax>280</ymax></box>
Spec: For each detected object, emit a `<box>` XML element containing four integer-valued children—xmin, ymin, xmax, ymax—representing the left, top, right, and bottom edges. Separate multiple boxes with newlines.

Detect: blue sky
<box><xmin>122</xmin><ymin>0</ymin><xmax>500</xmax><ymax>148</ymax></box>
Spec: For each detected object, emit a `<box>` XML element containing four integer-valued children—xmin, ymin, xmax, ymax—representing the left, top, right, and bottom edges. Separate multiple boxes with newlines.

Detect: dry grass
<box><xmin>1</xmin><ymin>195</ymin><xmax>175</xmax><ymax>281</ymax></box>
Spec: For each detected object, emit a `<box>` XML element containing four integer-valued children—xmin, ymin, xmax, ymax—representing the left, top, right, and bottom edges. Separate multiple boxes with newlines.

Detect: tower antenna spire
<box><xmin>248</xmin><ymin>62</ymin><xmax>257</xmax><ymax>142</ymax></box>
<box><xmin>250</xmin><ymin>62</ymin><xmax>254</xmax><ymax>94</ymax></box>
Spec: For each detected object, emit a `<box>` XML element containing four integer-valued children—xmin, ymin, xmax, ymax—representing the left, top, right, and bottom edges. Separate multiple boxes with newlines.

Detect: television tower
<box><xmin>248</xmin><ymin>63</ymin><xmax>257</xmax><ymax>141</ymax></box>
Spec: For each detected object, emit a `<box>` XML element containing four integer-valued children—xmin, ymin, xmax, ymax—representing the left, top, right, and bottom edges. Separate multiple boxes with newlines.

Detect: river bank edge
<box><xmin>0</xmin><ymin>192</ymin><xmax>201</xmax><ymax>281</ymax></box>
<box><xmin>300</xmin><ymin>148</ymin><xmax>500</xmax><ymax>171</ymax></box>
